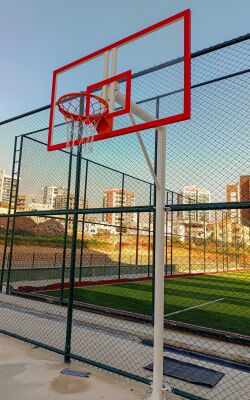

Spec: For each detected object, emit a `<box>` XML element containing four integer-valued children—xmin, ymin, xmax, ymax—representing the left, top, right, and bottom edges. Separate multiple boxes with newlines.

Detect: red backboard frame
<box><xmin>86</xmin><ymin>70</ymin><xmax>132</xmax><ymax>119</ymax></box>
<box><xmin>48</xmin><ymin>9</ymin><xmax>191</xmax><ymax>151</ymax></box>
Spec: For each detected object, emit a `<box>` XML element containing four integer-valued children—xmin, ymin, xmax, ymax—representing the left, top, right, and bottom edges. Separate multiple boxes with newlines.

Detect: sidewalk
<box><xmin>0</xmin><ymin>333</ymin><xmax>151</xmax><ymax>400</ymax></box>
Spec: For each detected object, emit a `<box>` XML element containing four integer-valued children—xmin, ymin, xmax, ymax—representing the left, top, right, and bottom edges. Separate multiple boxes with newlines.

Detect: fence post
<box><xmin>64</xmin><ymin>103</ymin><xmax>83</xmax><ymax>363</ymax></box>
<box><xmin>222</xmin><ymin>212</ymin><xmax>225</xmax><ymax>271</ymax></box>
<box><xmin>165</xmin><ymin>198</ymin><xmax>168</xmax><ymax>276</ymax></box>
<box><xmin>79</xmin><ymin>160</ymin><xmax>89</xmax><ymax>283</ymax></box>
<box><xmin>148</xmin><ymin>185</ymin><xmax>152</xmax><ymax>277</ymax></box>
<box><xmin>118</xmin><ymin>173</ymin><xmax>125</xmax><ymax>279</ymax></box>
<box><xmin>225</xmin><ymin>212</ymin><xmax>229</xmax><ymax>270</ymax></box>
<box><xmin>189</xmin><ymin>212</ymin><xmax>191</xmax><ymax>274</ymax></box>
<box><xmin>60</xmin><ymin>143</ymin><xmax>73</xmax><ymax>304</ymax></box>
<box><xmin>215</xmin><ymin>210</ymin><xmax>218</xmax><ymax>271</ymax></box>
<box><xmin>6</xmin><ymin>136</ymin><xmax>23</xmax><ymax>294</ymax></box>
<box><xmin>170</xmin><ymin>192</ymin><xmax>174</xmax><ymax>275</ymax></box>
<box><xmin>203</xmin><ymin>218</ymin><xmax>206</xmax><ymax>273</ymax></box>
<box><xmin>135</xmin><ymin>212</ymin><xmax>140</xmax><ymax>266</ymax></box>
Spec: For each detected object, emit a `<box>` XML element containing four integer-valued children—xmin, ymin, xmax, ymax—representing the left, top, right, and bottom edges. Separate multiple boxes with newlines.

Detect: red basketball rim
<box><xmin>57</xmin><ymin>92</ymin><xmax>109</xmax><ymax>123</ymax></box>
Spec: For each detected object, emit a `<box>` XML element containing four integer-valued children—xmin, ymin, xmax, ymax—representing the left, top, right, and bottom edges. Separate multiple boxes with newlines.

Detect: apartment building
<box><xmin>102</xmin><ymin>189</ymin><xmax>136</xmax><ymax>227</ymax></box>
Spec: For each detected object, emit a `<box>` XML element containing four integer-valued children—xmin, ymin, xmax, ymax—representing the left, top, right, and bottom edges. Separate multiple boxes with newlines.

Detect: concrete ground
<box><xmin>0</xmin><ymin>334</ymin><xmax>181</xmax><ymax>400</ymax></box>
<box><xmin>0</xmin><ymin>333</ymin><xmax>149</xmax><ymax>400</ymax></box>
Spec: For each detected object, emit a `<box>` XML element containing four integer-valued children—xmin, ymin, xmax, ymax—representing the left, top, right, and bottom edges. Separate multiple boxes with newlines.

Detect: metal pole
<box><xmin>0</xmin><ymin>137</ymin><xmax>19</xmax><ymax>291</ymax></box>
<box><xmin>203</xmin><ymin>218</ymin><xmax>206</xmax><ymax>273</ymax></box>
<box><xmin>242</xmin><ymin>227</ymin><xmax>246</xmax><ymax>267</ymax></box>
<box><xmin>150</xmin><ymin>126</ymin><xmax>167</xmax><ymax>400</ymax></box>
<box><xmin>215</xmin><ymin>210</ymin><xmax>218</xmax><ymax>271</ymax></box>
<box><xmin>6</xmin><ymin>136</ymin><xmax>23</xmax><ymax>293</ymax></box>
<box><xmin>118</xmin><ymin>174</ymin><xmax>125</xmax><ymax>279</ymax></box>
<box><xmin>60</xmin><ymin>134</ymin><xmax>73</xmax><ymax>303</ymax></box>
<box><xmin>64</xmin><ymin>97</ymin><xmax>84</xmax><ymax>363</ymax></box>
<box><xmin>135</xmin><ymin>212</ymin><xmax>140</xmax><ymax>266</ymax></box>
<box><xmin>152</xmin><ymin>97</ymin><xmax>159</xmax><ymax>323</ymax></box>
<box><xmin>188</xmin><ymin>213</ymin><xmax>191</xmax><ymax>274</ymax></box>
<box><xmin>170</xmin><ymin>192</ymin><xmax>173</xmax><ymax>275</ymax></box>
<box><xmin>225</xmin><ymin>212</ymin><xmax>229</xmax><ymax>270</ymax></box>
<box><xmin>222</xmin><ymin>212</ymin><xmax>225</xmax><ymax>271</ymax></box>
<box><xmin>148</xmin><ymin>185</ymin><xmax>152</xmax><ymax>277</ymax></box>
<box><xmin>79</xmin><ymin>160</ymin><xmax>89</xmax><ymax>282</ymax></box>
<box><xmin>165</xmin><ymin>191</ymin><xmax>168</xmax><ymax>276</ymax></box>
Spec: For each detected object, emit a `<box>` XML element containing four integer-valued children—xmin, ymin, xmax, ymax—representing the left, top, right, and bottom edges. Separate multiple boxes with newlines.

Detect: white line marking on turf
<box><xmin>164</xmin><ymin>297</ymin><xmax>224</xmax><ymax>317</ymax></box>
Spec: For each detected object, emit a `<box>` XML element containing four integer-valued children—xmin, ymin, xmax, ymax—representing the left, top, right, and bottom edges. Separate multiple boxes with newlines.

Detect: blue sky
<box><xmin>0</xmin><ymin>0</ymin><xmax>249</xmax><ymax>119</ymax></box>
<box><xmin>0</xmin><ymin>0</ymin><xmax>249</xmax><ymax>205</ymax></box>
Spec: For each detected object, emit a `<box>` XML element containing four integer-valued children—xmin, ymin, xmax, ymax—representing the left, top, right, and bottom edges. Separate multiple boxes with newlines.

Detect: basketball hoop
<box><xmin>57</xmin><ymin>92</ymin><xmax>109</xmax><ymax>151</ymax></box>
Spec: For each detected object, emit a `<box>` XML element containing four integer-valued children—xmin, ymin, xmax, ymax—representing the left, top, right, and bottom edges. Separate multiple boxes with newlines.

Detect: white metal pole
<box><xmin>116</xmin><ymin>90</ymin><xmax>168</xmax><ymax>398</ymax></box>
<box><xmin>109</xmin><ymin>48</ymin><xmax>117</xmax><ymax>112</ymax></box>
<box><xmin>150</xmin><ymin>126</ymin><xmax>167</xmax><ymax>400</ymax></box>
<box><xmin>102</xmin><ymin>51</ymin><xmax>109</xmax><ymax>101</ymax></box>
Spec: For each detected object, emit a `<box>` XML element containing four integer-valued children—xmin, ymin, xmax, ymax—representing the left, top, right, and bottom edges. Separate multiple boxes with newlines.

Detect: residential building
<box><xmin>211</xmin><ymin>219</ymin><xmax>249</xmax><ymax>247</ymax></box>
<box><xmin>0</xmin><ymin>170</ymin><xmax>17</xmax><ymax>205</ymax></box>
<box><xmin>102</xmin><ymin>189</ymin><xmax>136</xmax><ymax>228</ymax></box>
<box><xmin>240</xmin><ymin>175</ymin><xmax>250</xmax><ymax>226</ymax></box>
<box><xmin>27</xmin><ymin>201</ymin><xmax>50</xmax><ymax>223</ymax></box>
<box><xmin>226</xmin><ymin>183</ymin><xmax>240</xmax><ymax>224</ymax></box>
<box><xmin>54</xmin><ymin>193</ymin><xmax>85</xmax><ymax>210</ymax></box>
<box><xmin>42</xmin><ymin>186</ymin><xmax>67</xmax><ymax>209</ymax></box>
<box><xmin>27</xmin><ymin>202</ymin><xmax>49</xmax><ymax>212</ymax></box>
<box><xmin>0</xmin><ymin>170</ymin><xmax>3</xmax><ymax>202</ymax></box>
<box><xmin>226</xmin><ymin>176</ymin><xmax>250</xmax><ymax>227</ymax></box>
<box><xmin>55</xmin><ymin>193</ymin><xmax>86</xmax><ymax>231</ymax></box>
<box><xmin>17</xmin><ymin>194</ymin><xmax>26</xmax><ymax>211</ymax></box>
<box><xmin>178</xmin><ymin>186</ymin><xmax>211</xmax><ymax>223</ymax></box>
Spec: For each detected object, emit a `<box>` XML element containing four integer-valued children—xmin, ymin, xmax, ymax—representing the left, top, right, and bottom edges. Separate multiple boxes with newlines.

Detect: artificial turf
<box><xmin>45</xmin><ymin>272</ymin><xmax>250</xmax><ymax>336</ymax></box>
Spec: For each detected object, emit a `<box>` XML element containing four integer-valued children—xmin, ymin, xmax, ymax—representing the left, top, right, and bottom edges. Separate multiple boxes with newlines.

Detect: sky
<box><xmin>0</xmin><ymin>0</ymin><xmax>249</xmax><ymax>205</ymax></box>
<box><xmin>0</xmin><ymin>0</ymin><xmax>249</xmax><ymax>119</ymax></box>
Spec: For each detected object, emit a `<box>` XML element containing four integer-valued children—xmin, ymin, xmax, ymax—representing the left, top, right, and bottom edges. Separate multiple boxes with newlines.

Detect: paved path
<box><xmin>0</xmin><ymin>333</ymin><xmax>152</xmax><ymax>400</ymax></box>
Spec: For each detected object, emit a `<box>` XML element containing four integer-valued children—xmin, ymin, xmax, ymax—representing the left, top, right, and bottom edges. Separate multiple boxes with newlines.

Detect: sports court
<box><xmin>44</xmin><ymin>271</ymin><xmax>250</xmax><ymax>336</ymax></box>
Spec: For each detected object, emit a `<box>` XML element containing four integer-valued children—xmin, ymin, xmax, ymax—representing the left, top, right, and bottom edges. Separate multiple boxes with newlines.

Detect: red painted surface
<box><xmin>48</xmin><ymin>9</ymin><xmax>191</xmax><ymax>151</ymax></box>
<box><xmin>18</xmin><ymin>267</ymin><xmax>249</xmax><ymax>293</ymax></box>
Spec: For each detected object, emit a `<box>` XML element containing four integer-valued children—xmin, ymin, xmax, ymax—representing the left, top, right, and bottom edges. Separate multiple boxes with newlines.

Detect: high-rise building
<box><xmin>55</xmin><ymin>193</ymin><xmax>86</xmax><ymax>230</ymax></box>
<box><xmin>0</xmin><ymin>170</ymin><xmax>3</xmax><ymax>202</ymax></box>
<box><xmin>227</xmin><ymin>176</ymin><xmax>250</xmax><ymax>227</ymax></box>
<box><xmin>226</xmin><ymin>183</ymin><xmax>240</xmax><ymax>224</ymax></box>
<box><xmin>103</xmin><ymin>189</ymin><xmax>136</xmax><ymax>227</ymax></box>
<box><xmin>178</xmin><ymin>186</ymin><xmax>211</xmax><ymax>223</ymax></box>
<box><xmin>17</xmin><ymin>194</ymin><xmax>26</xmax><ymax>211</ymax></box>
<box><xmin>0</xmin><ymin>170</ymin><xmax>17</xmax><ymax>205</ymax></box>
<box><xmin>42</xmin><ymin>186</ymin><xmax>67</xmax><ymax>209</ymax></box>
<box><xmin>240</xmin><ymin>175</ymin><xmax>250</xmax><ymax>226</ymax></box>
<box><xmin>55</xmin><ymin>193</ymin><xmax>85</xmax><ymax>210</ymax></box>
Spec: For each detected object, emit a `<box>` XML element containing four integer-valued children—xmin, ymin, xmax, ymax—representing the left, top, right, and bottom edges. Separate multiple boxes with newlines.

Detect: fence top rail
<box><xmin>0</xmin><ymin>201</ymin><xmax>249</xmax><ymax>219</ymax></box>
<box><xmin>169</xmin><ymin>201</ymin><xmax>250</xmax><ymax>212</ymax></box>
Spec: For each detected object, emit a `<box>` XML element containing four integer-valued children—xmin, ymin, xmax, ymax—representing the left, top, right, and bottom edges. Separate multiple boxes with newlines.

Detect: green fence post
<box><xmin>64</xmin><ymin>98</ymin><xmax>83</xmax><ymax>363</ymax></box>
<box><xmin>60</xmin><ymin>139</ymin><xmax>73</xmax><ymax>304</ymax></box>
<box><xmin>118</xmin><ymin>173</ymin><xmax>125</xmax><ymax>279</ymax></box>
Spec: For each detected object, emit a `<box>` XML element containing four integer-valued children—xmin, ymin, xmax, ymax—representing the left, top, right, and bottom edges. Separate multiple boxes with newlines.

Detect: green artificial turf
<box><xmin>45</xmin><ymin>272</ymin><xmax>250</xmax><ymax>336</ymax></box>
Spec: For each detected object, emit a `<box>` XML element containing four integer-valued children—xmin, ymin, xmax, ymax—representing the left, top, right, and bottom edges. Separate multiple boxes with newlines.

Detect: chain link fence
<box><xmin>0</xmin><ymin>34</ymin><xmax>249</xmax><ymax>399</ymax></box>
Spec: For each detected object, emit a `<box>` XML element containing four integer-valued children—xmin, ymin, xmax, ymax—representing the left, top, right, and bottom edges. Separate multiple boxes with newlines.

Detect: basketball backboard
<box><xmin>48</xmin><ymin>9</ymin><xmax>191</xmax><ymax>151</ymax></box>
